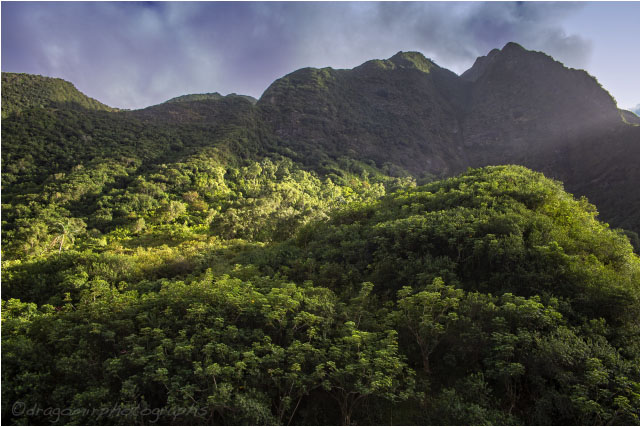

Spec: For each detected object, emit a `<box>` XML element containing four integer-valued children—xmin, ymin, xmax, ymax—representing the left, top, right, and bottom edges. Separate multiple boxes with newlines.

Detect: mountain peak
<box><xmin>501</xmin><ymin>41</ymin><xmax>526</xmax><ymax>53</ymax></box>
<box><xmin>460</xmin><ymin>42</ymin><xmax>529</xmax><ymax>82</ymax></box>
<box><xmin>388</xmin><ymin>51</ymin><xmax>435</xmax><ymax>73</ymax></box>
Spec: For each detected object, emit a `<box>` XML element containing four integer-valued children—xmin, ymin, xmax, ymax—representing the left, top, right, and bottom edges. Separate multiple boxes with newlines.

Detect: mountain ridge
<box><xmin>1</xmin><ymin>43</ymin><xmax>638</xmax><ymax>232</ymax></box>
<box><xmin>255</xmin><ymin>43</ymin><xmax>639</xmax><ymax>232</ymax></box>
<box><xmin>0</xmin><ymin>44</ymin><xmax>623</xmax><ymax>114</ymax></box>
<box><xmin>2</xmin><ymin>43</ymin><xmax>639</xmax><ymax>425</ymax></box>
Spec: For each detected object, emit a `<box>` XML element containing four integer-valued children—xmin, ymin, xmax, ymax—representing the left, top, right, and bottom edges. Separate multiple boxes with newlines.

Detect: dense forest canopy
<box><xmin>1</xmin><ymin>43</ymin><xmax>639</xmax><ymax>426</ymax></box>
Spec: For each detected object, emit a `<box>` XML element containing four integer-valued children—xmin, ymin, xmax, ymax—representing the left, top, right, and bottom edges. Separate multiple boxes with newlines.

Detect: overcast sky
<box><xmin>2</xmin><ymin>1</ymin><xmax>639</xmax><ymax>110</ymax></box>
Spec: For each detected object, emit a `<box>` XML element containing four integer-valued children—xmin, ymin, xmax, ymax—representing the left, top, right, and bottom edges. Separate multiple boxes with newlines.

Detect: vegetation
<box><xmin>1</xmin><ymin>68</ymin><xmax>639</xmax><ymax>425</ymax></box>
<box><xmin>1</xmin><ymin>73</ymin><xmax>116</xmax><ymax>118</ymax></box>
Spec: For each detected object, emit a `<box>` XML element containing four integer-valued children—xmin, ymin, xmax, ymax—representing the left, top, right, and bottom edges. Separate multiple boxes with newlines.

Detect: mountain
<box><xmin>258</xmin><ymin>42</ymin><xmax>639</xmax><ymax>231</ymax></box>
<box><xmin>258</xmin><ymin>51</ymin><xmax>468</xmax><ymax>176</ymax></box>
<box><xmin>1</xmin><ymin>72</ymin><xmax>116</xmax><ymax>118</ymax></box>
<box><xmin>1</xmin><ymin>43</ymin><xmax>639</xmax><ymax>425</ymax></box>
<box><xmin>131</xmin><ymin>92</ymin><xmax>259</xmax><ymax>126</ymax></box>
<box><xmin>164</xmin><ymin>92</ymin><xmax>257</xmax><ymax>105</ymax></box>
<box><xmin>1</xmin><ymin>44</ymin><xmax>638</xmax><ymax>234</ymax></box>
<box><xmin>459</xmin><ymin>43</ymin><xmax>639</xmax><ymax>232</ymax></box>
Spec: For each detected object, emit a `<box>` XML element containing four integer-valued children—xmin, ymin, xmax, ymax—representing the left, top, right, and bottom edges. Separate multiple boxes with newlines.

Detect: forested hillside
<box><xmin>1</xmin><ymin>73</ymin><xmax>116</xmax><ymax>119</ymax></box>
<box><xmin>259</xmin><ymin>43</ymin><xmax>640</xmax><ymax>233</ymax></box>
<box><xmin>1</xmin><ymin>43</ymin><xmax>639</xmax><ymax>425</ymax></box>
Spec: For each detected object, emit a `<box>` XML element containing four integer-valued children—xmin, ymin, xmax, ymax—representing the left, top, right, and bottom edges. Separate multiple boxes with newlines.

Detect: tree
<box><xmin>394</xmin><ymin>277</ymin><xmax>463</xmax><ymax>374</ymax></box>
<box><xmin>52</xmin><ymin>218</ymin><xmax>86</xmax><ymax>254</ymax></box>
<box><xmin>320</xmin><ymin>322</ymin><xmax>416</xmax><ymax>425</ymax></box>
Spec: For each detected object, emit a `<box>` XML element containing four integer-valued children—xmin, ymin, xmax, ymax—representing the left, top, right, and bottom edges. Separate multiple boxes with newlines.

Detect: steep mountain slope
<box><xmin>257</xmin><ymin>43</ymin><xmax>639</xmax><ymax>232</ymax></box>
<box><xmin>460</xmin><ymin>42</ymin><xmax>620</xmax><ymax>163</ymax></box>
<box><xmin>1</xmin><ymin>72</ymin><xmax>116</xmax><ymax>118</ymax></box>
<box><xmin>460</xmin><ymin>42</ymin><xmax>639</xmax><ymax>231</ymax></box>
<box><xmin>1</xmin><ymin>74</ymin><xmax>401</xmax><ymax>263</ymax></box>
<box><xmin>259</xmin><ymin>52</ymin><xmax>469</xmax><ymax>177</ymax></box>
<box><xmin>1</xmin><ymin>42</ymin><xmax>638</xmax><ymax>235</ymax></box>
<box><xmin>1</xmin><ymin>86</ymin><xmax>265</xmax><ymax>198</ymax></box>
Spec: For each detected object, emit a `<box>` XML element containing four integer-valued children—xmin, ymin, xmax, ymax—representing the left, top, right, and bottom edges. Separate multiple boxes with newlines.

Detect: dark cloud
<box><xmin>2</xmin><ymin>2</ymin><xmax>596</xmax><ymax>109</ymax></box>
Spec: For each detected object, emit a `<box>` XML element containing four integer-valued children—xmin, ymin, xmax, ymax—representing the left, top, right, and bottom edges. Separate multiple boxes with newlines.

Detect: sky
<box><xmin>2</xmin><ymin>1</ymin><xmax>639</xmax><ymax>110</ymax></box>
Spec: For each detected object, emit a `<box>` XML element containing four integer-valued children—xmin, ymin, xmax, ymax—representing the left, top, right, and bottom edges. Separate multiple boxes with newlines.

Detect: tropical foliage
<box><xmin>1</xmin><ymin>72</ymin><xmax>639</xmax><ymax>425</ymax></box>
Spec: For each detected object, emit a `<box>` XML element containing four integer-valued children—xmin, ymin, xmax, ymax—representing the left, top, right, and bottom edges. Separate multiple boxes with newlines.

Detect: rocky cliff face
<box><xmin>257</xmin><ymin>42</ymin><xmax>639</xmax><ymax>231</ymax></box>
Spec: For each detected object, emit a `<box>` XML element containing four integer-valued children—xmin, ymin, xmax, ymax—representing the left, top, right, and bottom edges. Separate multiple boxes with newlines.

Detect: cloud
<box><xmin>359</xmin><ymin>2</ymin><xmax>594</xmax><ymax>73</ymax></box>
<box><xmin>2</xmin><ymin>2</ymin><xmax>596</xmax><ymax>109</ymax></box>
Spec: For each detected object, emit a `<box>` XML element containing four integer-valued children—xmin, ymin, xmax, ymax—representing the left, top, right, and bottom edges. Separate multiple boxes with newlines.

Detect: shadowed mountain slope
<box><xmin>1</xmin><ymin>43</ymin><xmax>638</xmax><ymax>232</ymax></box>
<box><xmin>459</xmin><ymin>43</ymin><xmax>639</xmax><ymax>231</ymax></box>
<box><xmin>257</xmin><ymin>43</ymin><xmax>639</xmax><ymax>231</ymax></box>
<box><xmin>258</xmin><ymin>51</ymin><xmax>469</xmax><ymax>177</ymax></box>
